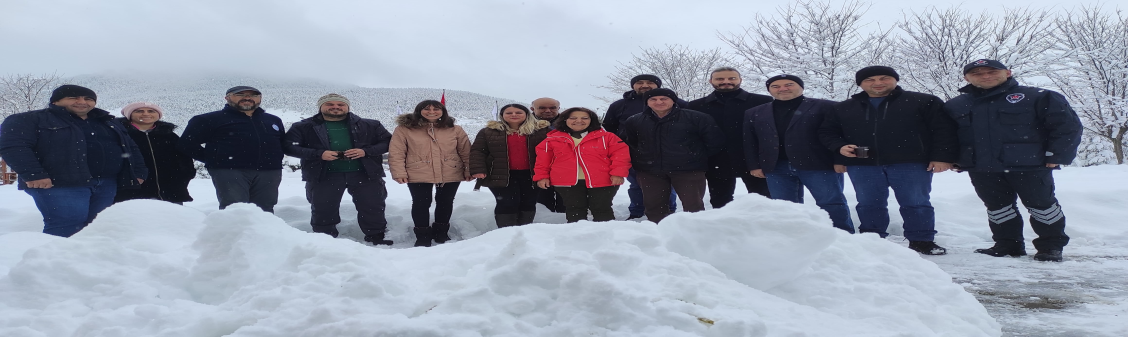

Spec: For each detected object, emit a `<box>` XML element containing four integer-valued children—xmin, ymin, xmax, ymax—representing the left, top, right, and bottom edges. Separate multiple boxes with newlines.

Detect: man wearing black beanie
<box><xmin>818</xmin><ymin>66</ymin><xmax>958</xmax><ymax>256</ymax></box>
<box><xmin>603</xmin><ymin>74</ymin><xmax>686</xmax><ymax>219</ymax></box>
<box><xmin>688</xmin><ymin>67</ymin><xmax>773</xmax><ymax>208</ymax></box>
<box><xmin>0</xmin><ymin>85</ymin><xmax>148</xmax><ymax>237</ymax></box>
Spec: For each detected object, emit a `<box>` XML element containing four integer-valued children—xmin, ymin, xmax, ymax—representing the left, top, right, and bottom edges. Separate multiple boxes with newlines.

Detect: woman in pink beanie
<box><xmin>114</xmin><ymin>102</ymin><xmax>195</xmax><ymax>204</ymax></box>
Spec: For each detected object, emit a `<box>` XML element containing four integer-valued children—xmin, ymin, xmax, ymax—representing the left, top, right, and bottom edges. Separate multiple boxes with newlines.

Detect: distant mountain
<box><xmin>59</xmin><ymin>72</ymin><xmax>520</xmax><ymax>135</ymax></box>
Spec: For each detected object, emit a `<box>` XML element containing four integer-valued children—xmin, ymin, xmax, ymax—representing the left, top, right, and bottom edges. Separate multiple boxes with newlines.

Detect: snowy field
<box><xmin>0</xmin><ymin>165</ymin><xmax>1125</xmax><ymax>336</ymax></box>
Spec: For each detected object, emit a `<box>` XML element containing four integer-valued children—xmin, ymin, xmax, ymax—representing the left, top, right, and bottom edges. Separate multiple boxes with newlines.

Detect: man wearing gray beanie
<box><xmin>284</xmin><ymin>93</ymin><xmax>395</xmax><ymax>245</ymax></box>
<box><xmin>818</xmin><ymin>66</ymin><xmax>958</xmax><ymax>256</ymax></box>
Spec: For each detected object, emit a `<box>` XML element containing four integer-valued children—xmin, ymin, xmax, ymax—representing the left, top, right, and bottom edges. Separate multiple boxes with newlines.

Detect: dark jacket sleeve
<box><xmin>177</xmin><ymin>115</ymin><xmax>212</xmax><ymax>163</ymax></box>
<box><xmin>360</xmin><ymin>121</ymin><xmax>392</xmax><ymax>158</ymax></box>
<box><xmin>123</xmin><ymin>134</ymin><xmax>149</xmax><ymax>181</ymax></box>
<box><xmin>169</xmin><ymin>133</ymin><xmax>197</xmax><ymax>181</ymax></box>
<box><xmin>818</xmin><ymin>109</ymin><xmax>849</xmax><ymax>165</ymax></box>
<box><xmin>603</xmin><ymin>101</ymin><xmax>623</xmax><ymax>134</ymax></box>
<box><xmin>283</xmin><ymin>122</ymin><xmax>323</xmax><ymax>160</ymax></box>
<box><xmin>1039</xmin><ymin>92</ymin><xmax>1083</xmax><ymax>165</ymax></box>
<box><xmin>742</xmin><ymin>109</ymin><xmax>761</xmax><ymax>171</ymax></box>
<box><xmin>699</xmin><ymin>113</ymin><xmax>725</xmax><ymax>156</ymax></box>
<box><xmin>468</xmin><ymin>129</ymin><xmax>491</xmax><ymax>176</ymax></box>
<box><xmin>618</xmin><ymin>116</ymin><xmax>636</xmax><ymax>148</ymax></box>
<box><xmin>924</xmin><ymin>96</ymin><xmax>959</xmax><ymax>163</ymax></box>
<box><xmin>0</xmin><ymin>113</ymin><xmax>48</xmax><ymax>181</ymax></box>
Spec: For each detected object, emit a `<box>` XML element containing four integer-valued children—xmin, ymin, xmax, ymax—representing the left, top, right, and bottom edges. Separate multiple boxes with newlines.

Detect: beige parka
<box><xmin>388</xmin><ymin>114</ymin><xmax>471</xmax><ymax>183</ymax></box>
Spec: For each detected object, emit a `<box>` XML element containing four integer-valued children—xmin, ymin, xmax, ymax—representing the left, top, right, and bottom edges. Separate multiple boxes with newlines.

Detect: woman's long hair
<box><xmin>497</xmin><ymin>103</ymin><xmax>541</xmax><ymax>135</ymax></box>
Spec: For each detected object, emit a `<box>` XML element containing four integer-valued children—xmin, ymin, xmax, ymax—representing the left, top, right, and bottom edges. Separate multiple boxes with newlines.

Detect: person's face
<box><xmin>129</xmin><ymin>108</ymin><xmax>161</xmax><ymax>124</ymax></box>
<box><xmin>709</xmin><ymin>70</ymin><xmax>742</xmax><ymax>92</ymax></box>
<box><xmin>859</xmin><ymin>75</ymin><xmax>898</xmax><ymax>97</ymax></box>
<box><xmin>964</xmin><ymin>67</ymin><xmax>1012</xmax><ymax>89</ymax></box>
<box><xmin>566</xmin><ymin>110</ymin><xmax>591</xmax><ymax>132</ymax></box>
<box><xmin>648</xmin><ymin>96</ymin><xmax>674</xmax><ymax>112</ymax></box>
<box><xmin>531</xmin><ymin>99</ymin><xmax>560</xmax><ymax>120</ymax></box>
<box><xmin>768</xmin><ymin>80</ymin><xmax>804</xmax><ymax>101</ymax></box>
<box><xmin>52</xmin><ymin>96</ymin><xmax>96</xmax><ymax>114</ymax></box>
<box><xmin>502</xmin><ymin>107</ymin><xmax>527</xmax><ymax>125</ymax></box>
<box><xmin>225</xmin><ymin>91</ymin><xmax>262</xmax><ymax>111</ymax></box>
<box><xmin>632</xmin><ymin>80</ymin><xmax>658</xmax><ymax>95</ymax></box>
<box><xmin>320</xmin><ymin>101</ymin><xmax>349</xmax><ymax>119</ymax></box>
<box><xmin>420</xmin><ymin>105</ymin><xmax>444</xmax><ymax>122</ymax></box>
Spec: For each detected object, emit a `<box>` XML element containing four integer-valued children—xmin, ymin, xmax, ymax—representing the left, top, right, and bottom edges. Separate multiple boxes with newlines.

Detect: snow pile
<box><xmin>0</xmin><ymin>198</ymin><xmax>999</xmax><ymax>336</ymax></box>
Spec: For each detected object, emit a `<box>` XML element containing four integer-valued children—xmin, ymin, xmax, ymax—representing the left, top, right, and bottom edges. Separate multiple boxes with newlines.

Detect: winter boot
<box><xmin>517</xmin><ymin>211</ymin><xmax>536</xmax><ymax>225</ymax></box>
<box><xmin>974</xmin><ymin>241</ymin><xmax>1027</xmax><ymax>257</ymax></box>
<box><xmin>908</xmin><ymin>241</ymin><xmax>947</xmax><ymax>255</ymax></box>
<box><xmin>1032</xmin><ymin>250</ymin><xmax>1063</xmax><ymax>262</ymax></box>
<box><xmin>364</xmin><ymin>233</ymin><xmax>394</xmax><ymax>246</ymax></box>
<box><xmin>312</xmin><ymin>225</ymin><xmax>339</xmax><ymax>238</ymax></box>
<box><xmin>494</xmin><ymin>214</ymin><xmax>519</xmax><ymax>228</ymax></box>
<box><xmin>413</xmin><ymin>226</ymin><xmax>432</xmax><ymax>247</ymax></box>
<box><xmin>432</xmin><ymin>222</ymin><xmax>452</xmax><ymax>244</ymax></box>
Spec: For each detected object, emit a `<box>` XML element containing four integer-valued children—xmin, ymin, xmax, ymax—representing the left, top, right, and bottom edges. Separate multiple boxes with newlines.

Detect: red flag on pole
<box><xmin>440</xmin><ymin>89</ymin><xmax>446</xmax><ymax>106</ymax></box>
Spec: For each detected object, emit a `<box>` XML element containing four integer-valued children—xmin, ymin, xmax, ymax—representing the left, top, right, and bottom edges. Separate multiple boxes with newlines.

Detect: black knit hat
<box><xmin>765</xmin><ymin>74</ymin><xmax>805</xmax><ymax>90</ymax></box>
<box><xmin>962</xmin><ymin>59</ymin><xmax>1008</xmax><ymax>74</ymax></box>
<box><xmin>50</xmin><ymin>85</ymin><xmax>97</xmax><ymax>103</ymax></box>
<box><xmin>854</xmin><ymin>66</ymin><xmax>900</xmax><ymax>85</ymax></box>
<box><xmin>644</xmin><ymin>88</ymin><xmax>679</xmax><ymax>101</ymax></box>
<box><xmin>630</xmin><ymin>74</ymin><xmax>662</xmax><ymax>88</ymax></box>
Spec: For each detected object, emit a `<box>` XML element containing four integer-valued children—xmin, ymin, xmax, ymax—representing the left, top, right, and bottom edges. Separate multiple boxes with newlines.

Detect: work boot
<box><xmin>974</xmin><ymin>241</ymin><xmax>1027</xmax><ymax>257</ymax></box>
<box><xmin>495</xmin><ymin>214</ymin><xmax>519</xmax><ymax>228</ymax></box>
<box><xmin>908</xmin><ymin>241</ymin><xmax>947</xmax><ymax>255</ymax></box>
<box><xmin>518</xmin><ymin>211</ymin><xmax>536</xmax><ymax>225</ymax></box>
<box><xmin>1032</xmin><ymin>250</ymin><xmax>1064</xmax><ymax>262</ymax></box>
<box><xmin>312</xmin><ymin>225</ymin><xmax>339</xmax><ymax>238</ymax></box>
<box><xmin>364</xmin><ymin>233</ymin><xmax>394</xmax><ymax>246</ymax></box>
<box><xmin>413</xmin><ymin>226</ymin><xmax>432</xmax><ymax>247</ymax></box>
<box><xmin>432</xmin><ymin>222</ymin><xmax>452</xmax><ymax>244</ymax></box>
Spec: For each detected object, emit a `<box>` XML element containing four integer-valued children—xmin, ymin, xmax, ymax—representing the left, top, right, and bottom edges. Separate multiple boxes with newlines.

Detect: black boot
<box><xmin>974</xmin><ymin>241</ymin><xmax>1027</xmax><ymax>257</ymax></box>
<box><xmin>518</xmin><ymin>211</ymin><xmax>536</xmax><ymax>225</ymax></box>
<box><xmin>312</xmin><ymin>225</ymin><xmax>339</xmax><ymax>238</ymax></box>
<box><xmin>413</xmin><ymin>226</ymin><xmax>432</xmax><ymax>247</ymax></box>
<box><xmin>908</xmin><ymin>241</ymin><xmax>947</xmax><ymax>255</ymax></box>
<box><xmin>1033</xmin><ymin>250</ymin><xmax>1063</xmax><ymax>262</ymax></box>
<box><xmin>495</xmin><ymin>214</ymin><xmax>519</xmax><ymax>228</ymax></box>
<box><xmin>364</xmin><ymin>233</ymin><xmax>394</xmax><ymax>246</ymax></box>
<box><xmin>432</xmin><ymin>222</ymin><xmax>452</xmax><ymax>244</ymax></box>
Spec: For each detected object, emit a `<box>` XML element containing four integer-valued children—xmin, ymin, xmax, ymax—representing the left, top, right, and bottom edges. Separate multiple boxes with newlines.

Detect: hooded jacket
<box><xmin>533</xmin><ymin>129</ymin><xmax>631</xmax><ymax>188</ymax></box>
<box><xmin>0</xmin><ymin>106</ymin><xmax>147</xmax><ymax>190</ymax></box>
<box><xmin>619</xmin><ymin>107</ymin><xmax>725</xmax><ymax>173</ymax></box>
<box><xmin>604</xmin><ymin>90</ymin><xmax>691</xmax><ymax>135</ymax></box>
<box><xmin>943</xmin><ymin>78</ymin><xmax>1082</xmax><ymax>171</ymax></box>
<box><xmin>469</xmin><ymin>119</ymin><xmax>550</xmax><ymax>188</ymax></box>
<box><xmin>689</xmin><ymin>88</ymin><xmax>773</xmax><ymax>174</ymax></box>
<box><xmin>284</xmin><ymin>113</ymin><xmax>392</xmax><ymax>182</ymax></box>
<box><xmin>113</xmin><ymin>118</ymin><xmax>195</xmax><ymax>202</ymax></box>
<box><xmin>178</xmin><ymin>105</ymin><xmax>286</xmax><ymax>171</ymax></box>
<box><xmin>388</xmin><ymin>113</ymin><xmax>471</xmax><ymax>183</ymax></box>
<box><xmin>818</xmin><ymin>86</ymin><xmax>958</xmax><ymax>166</ymax></box>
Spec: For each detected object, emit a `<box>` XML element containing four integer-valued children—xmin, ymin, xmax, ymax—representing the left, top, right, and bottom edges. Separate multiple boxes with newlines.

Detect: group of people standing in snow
<box><xmin>0</xmin><ymin>58</ymin><xmax>1082</xmax><ymax>262</ymax></box>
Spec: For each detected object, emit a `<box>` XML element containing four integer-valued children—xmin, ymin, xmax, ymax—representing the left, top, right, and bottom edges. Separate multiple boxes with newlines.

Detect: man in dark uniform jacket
<box><xmin>604</xmin><ymin>74</ymin><xmax>684</xmax><ymax>219</ymax></box>
<box><xmin>944</xmin><ymin>59</ymin><xmax>1082</xmax><ymax>262</ymax></box>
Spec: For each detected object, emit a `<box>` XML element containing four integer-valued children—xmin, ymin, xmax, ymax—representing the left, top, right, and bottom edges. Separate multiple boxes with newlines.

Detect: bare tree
<box><xmin>0</xmin><ymin>73</ymin><xmax>60</xmax><ymax>119</ymax></box>
<box><xmin>1045</xmin><ymin>5</ymin><xmax>1128</xmax><ymax>164</ymax></box>
<box><xmin>718</xmin><ymin>0</ymin><xmax>892</xmax><ymax>100</ymax></box>
<box><xmin>894</xmin><ymin>7</ymin><xmax>1054</xmax><ymax>100</ymax></box>
<box><xmin>598</xmin><ymin>44</ymin><xmax>734</xmax><ymax>103</ymax></box>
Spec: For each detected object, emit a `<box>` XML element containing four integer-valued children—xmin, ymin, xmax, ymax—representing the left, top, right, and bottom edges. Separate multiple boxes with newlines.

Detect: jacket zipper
<box><xmin>145</xmin><ymin>133</ymin><xmax>164</xmax><ymax>200</ymax></box>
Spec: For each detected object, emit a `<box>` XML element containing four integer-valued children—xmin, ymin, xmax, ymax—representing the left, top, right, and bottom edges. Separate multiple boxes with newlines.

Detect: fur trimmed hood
<box><xmin>396</xmin><ymin>113</ymin><xmax>456</xmax><ymax>129</ymax></box>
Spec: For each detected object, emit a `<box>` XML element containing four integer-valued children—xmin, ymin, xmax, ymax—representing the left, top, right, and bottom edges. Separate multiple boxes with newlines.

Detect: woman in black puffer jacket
<box><xmin>114</xmin><ymin>102</ymin><xmax>195</xmax><ymax>204</ymax></box>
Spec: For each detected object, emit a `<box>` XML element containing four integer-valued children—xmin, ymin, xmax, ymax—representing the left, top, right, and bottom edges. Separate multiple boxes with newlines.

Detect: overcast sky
<box><xmin>1</xmin><ymin>0</ymin><xmax>1071</xmax><ymax>111</ymax></box>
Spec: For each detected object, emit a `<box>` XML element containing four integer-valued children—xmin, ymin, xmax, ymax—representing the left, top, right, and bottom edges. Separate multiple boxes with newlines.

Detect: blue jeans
<box><xmin>846</xmin><ymin>163</ymin><xmax>936</xmax><ymax>241</ymax></box>
<box><xmin>24</xmin><ymin>177</ymin><xmax>118</xmax><ymax>237</ymax></box>
<box><xmin>627</xmin><ymin>168</ymin><xmax>676</xmax><ymax>217</ymax></box>
<box><xmin>765</xmin><ymin>161</ymin><xmax>854</xmax><ymax>233</ymax></box>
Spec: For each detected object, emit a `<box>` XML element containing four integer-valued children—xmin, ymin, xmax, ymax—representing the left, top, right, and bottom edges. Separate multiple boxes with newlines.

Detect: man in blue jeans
<box><xmin>0</xmin><ymin>85</ymin><xmax>147</xmax><ymax>237</ymax></box>
<box><xmin>744</xmin><ymin>75</ymin><xmax>853</xmax><ymax>232</ymax></box>
<box><xmin>819</xmin><ymin>66</ymin><xmax>959</xmax><ymax>255</ymax></box>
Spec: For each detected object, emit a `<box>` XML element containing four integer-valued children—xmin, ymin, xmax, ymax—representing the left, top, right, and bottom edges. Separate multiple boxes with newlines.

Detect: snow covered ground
<box><xmin>0</xmin><ymin>165</ymin><xmax>1125</xmax><ymax>336</ymax></box>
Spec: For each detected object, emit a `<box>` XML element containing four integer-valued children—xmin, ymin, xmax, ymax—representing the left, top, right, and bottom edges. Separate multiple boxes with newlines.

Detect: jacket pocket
<box><xmin>998</xmin><ymin>110</ymin><xmax>1033</xmax><ymax>125</ymax></box>
<box><xmin>1000</xmin><ymin>143</ymin><xmax>1043</xmax><ymax>166</ymax></box>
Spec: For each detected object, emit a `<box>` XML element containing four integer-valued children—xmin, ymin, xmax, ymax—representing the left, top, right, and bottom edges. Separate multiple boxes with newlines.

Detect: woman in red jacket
<box><xmin>533</xmin><ymin>107</ymin><xmax>631</xmax><ymax>223</ymax></box>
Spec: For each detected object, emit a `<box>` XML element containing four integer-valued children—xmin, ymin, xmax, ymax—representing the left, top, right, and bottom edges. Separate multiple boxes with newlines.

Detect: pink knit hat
<box><xmin>121</xmin><ymin>102</ymin><xmax>164</xmax><ymax>120</ymax></box>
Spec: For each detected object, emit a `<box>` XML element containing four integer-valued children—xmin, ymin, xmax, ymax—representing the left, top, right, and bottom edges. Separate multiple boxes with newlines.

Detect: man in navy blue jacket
<box><xmin>604</xmin><ymin>74</ymin><xmax>684</xmax><ymax>219</ymax></box>
<box><xmin>0</xmin><ymin>85</ymin><xmax>147</xmax><ymax>237</ymax></box>
<box><xmin>945</xmin><ymin>59</ymin><xmax>1082</xmax><ymax>262</ymax></box>
<box><xmin>744</xmin><ymin>75</ymin><xmax>853</xmax><ymax>232</ymax></box>
<box><xmin>179</xmin><ymin>86</ymin><xmax>285</xmax><ymax>212</ymax></box>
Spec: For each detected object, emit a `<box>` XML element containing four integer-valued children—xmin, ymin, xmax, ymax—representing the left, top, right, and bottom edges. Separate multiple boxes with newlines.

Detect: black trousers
<box><xmin>305</xmin><ymin>171</ymin><xmax>387</xmax><ymax>237</ymax></box>
<box><xmin>208</xmin><ymin>168</ymin><xmax>282</xmax><ymax>212</ymax></box>
<box><xmin>407</xmin><ymin>182</ymin><xmax>461</xmax><ymax>227</ymax></box>
<box><xmin>968</xmin><ymin>170</ymin><xmax>1069</xmax><ymax>251</ymax></box>
<box><xmin>537</xmin><ymin>186</ymin><xmax>567</xmax><ymax>213</ymax></box>
<box><xmin>487</xmin><ymin>170</ymin><xmax>537</xmax><ymax>215</ymax></box>
<box><xmin>705</xmin><ymin>168</ymin><xmax>770</xmax><ymax>209</ymax></box>
<box><xmin>554</xmin><ymin>180</ymin><xmax>619</xmax><ymax>222</ymax></box>
<box><xmin>636</xmin><ymin>170</ymin><xmax>708</xmax><ymax>223</ymax></box>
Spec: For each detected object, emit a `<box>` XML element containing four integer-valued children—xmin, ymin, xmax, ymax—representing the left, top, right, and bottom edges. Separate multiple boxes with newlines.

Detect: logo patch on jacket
<box><xmin>1006</xmin><ymin>93</ymin><xmax>1025</xmax><ymax>103</ymax></box>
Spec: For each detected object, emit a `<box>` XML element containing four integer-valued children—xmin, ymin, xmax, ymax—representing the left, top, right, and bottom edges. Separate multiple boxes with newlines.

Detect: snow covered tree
<box><xmin>718</xmin><ymin>0</ymin><xmax>893</xmax><ymax>100</ymax></box>
<box><xmin>1045</xmin><ymin>5</ymin><xmax>1128</xmax><ymax>164</ymax></box>
<box><xmin>599</xmin><ymin>44</ymin><xmax>734</xmax><ymax>102</ymax></box>
<box><xmin>0</xmin><ymin>73</ymin><xmax>60</xmax><ymax>119</ymax></box>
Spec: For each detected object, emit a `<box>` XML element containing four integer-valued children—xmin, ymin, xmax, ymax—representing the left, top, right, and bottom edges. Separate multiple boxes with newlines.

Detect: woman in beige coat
<box><xmin>389</xmin><ymin>100</ymin><xmax>471</xmax><ymax>247</ymax></box>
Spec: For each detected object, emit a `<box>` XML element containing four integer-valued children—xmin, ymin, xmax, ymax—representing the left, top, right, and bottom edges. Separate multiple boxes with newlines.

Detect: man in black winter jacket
<box><xmin>285</xmin><ymin>94</ymin><xmax>394</xmax><ymax>245</ymax></box>
<box><xmin>819</xmin><ymin>66</ymin><xmax>958</xmax><ymax>255</ymax></box>
<box><xmin>689</xmin><ymin>67</ymin><xmax>773</xmax><ymax>208</ymax></box>
<box><xmin>944</xmin><ymin>59</ymin><xmax>1082</xmax><ymax>262</ymax></box>
<box><xmin>179</xmin><ymin>86</ymin><xmax>285</xmax><ymax>212</ymax></box>
<box><xmin>605</xmin><ymin>74</ymin><xmax>683</xmax><ymax>219</ymax></box>
<box><xmin>0</xmin><ymin>85</ymin><xmax>147</xmax><ymax>237</ymax></box>
<box><xmin>619</xmin><ymin>88</ymin><xmax>724</xmax><ymax>223</ymax></box>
